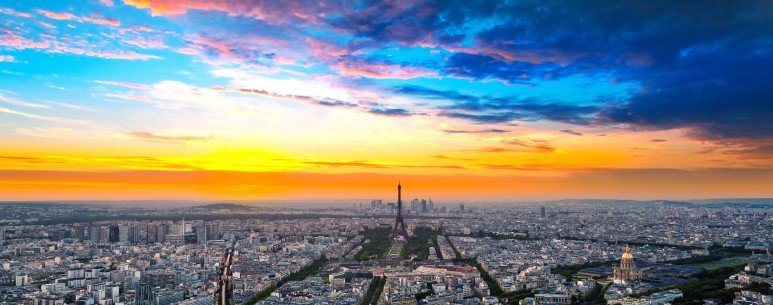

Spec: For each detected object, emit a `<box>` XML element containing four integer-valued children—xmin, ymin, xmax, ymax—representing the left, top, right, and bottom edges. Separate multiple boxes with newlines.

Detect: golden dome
<box><xmin>622</xmin><ymin>244</ymin><xmax>633</xmax><ymax>260</ymax></box>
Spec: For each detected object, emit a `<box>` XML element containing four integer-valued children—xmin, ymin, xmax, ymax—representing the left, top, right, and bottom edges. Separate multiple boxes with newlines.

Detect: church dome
<box><xmin>621</xmin><ymin>244</ymin><xmax>633</xmax><ymax>260</ymax></box>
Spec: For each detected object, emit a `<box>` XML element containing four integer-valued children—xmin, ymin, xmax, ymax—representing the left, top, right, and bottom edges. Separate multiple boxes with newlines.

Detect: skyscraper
<box><xmin>108</xmin><ymin>225</ymin><xmax>120</xmax><ymax>243</ymax></box>
<box><xmin>541</xmin><ymin>206</ymin><xmax>546</xmax><ymax>218</ymax></box>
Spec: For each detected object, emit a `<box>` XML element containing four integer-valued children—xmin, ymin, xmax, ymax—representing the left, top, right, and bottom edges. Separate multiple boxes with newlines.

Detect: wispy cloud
<box><xmin>0</xmin><ymin>8</ymin><xmax>32</xmax><ymax>18</ymax></box>
<box><xmin>0</xmin><ymin>94</ymin><xmax>50</xmax><ymax>108</ymax></box>
<box><xmin>124</xmin><ymin>131</ymin><xmax>213</xmax><ymax>144</ymax></box>
<box><xmin>442</xmin><ymin>128</ymin><xmax>509</xmax><ymax>134</ymax></box>
<box><xmin>560</xmin><ymin>129</ymin><xmax>583</xmax><ymax>136</ymax></box>
<box><xmin>95</xmin><ymin>80</ymin><xmax>152</xmax><ymax>90</ymax></box>
<box><xmin>0</xmin><ymin>106</ymin><xmax>86</xmax><ymax>125</ymax></box>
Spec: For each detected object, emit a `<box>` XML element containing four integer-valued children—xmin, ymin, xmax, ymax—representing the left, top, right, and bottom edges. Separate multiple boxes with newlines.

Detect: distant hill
<box><xmin>193</xmin><ymin>203</ymin><xmax>253</xmax><ymax>210</ymax></box>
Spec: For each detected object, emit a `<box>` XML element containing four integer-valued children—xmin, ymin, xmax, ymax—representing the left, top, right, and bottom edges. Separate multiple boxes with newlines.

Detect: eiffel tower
<box><xmin>213</xmin><ymin>241</ymin><xmax>235</xmax><ymax>305</ymax></box>
<box><xmin>390</xmin><ymin>182</ymin><xmax>409</xmax><ymax>240</ymax></box>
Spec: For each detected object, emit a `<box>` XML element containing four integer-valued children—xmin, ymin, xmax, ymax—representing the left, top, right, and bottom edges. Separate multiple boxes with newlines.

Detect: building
<box><xmin>613</xmin><ymin>245</ymin><xmax>642</xmax><ymax>284</ymax></box>
<box><xmin>534</xmin><ymin>293</ymin><xmax>571</xmax><ymax>305</ymax></box>
<box><xmin>108</xmin><ymin>225</ymin><xmax>120</xmax><ymax>243</ymax></box>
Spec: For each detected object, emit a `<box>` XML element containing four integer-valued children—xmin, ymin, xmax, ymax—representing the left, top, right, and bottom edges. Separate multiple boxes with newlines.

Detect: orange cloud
<box><xmin>0</xmin><ymin>168</ymin><xmax>770</xmax><ymax>201</ymax></box>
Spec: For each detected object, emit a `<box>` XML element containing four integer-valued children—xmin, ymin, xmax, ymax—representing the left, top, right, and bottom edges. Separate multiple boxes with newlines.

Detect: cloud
<box><xmin>124</xmin><ymin>36</ymin><xmax>168</xmax><ymax>49</ymax></box>
<box><xmin>722</xmin><ymin>143</ymin><xmax>773</xmax><ymax>161</ymax></box>
<box><xmin>501</xmin><ymin>138</ymin><xmax>555</xmax><ymax>153</ymax></box>
<box><xmin>442</xmin><ymin>128</ymin><xmax>509</xmax><ymax>134</ymax></box>
<box><xmin>0</xmin><ymin>94</ymin><xmax>50</xmax><ymax>108</ymax></box>
<box><xmin>229</xmin><ymin>88</ymin><xmax>358</xmax><ymax>109</ymax></box>
<box><xmin>0</xmin><ymin>8</ymin><xmax>32</xmax><ymax>18</ymax></box>
<box><xmin>368</xmin><ymin>107</ymin><xmax>413</xmax><ymax>117</ymax></box>
<box><xmin>0</xmin><ymin>29</ymin><xmax>158</xmax><ymax>60</ymax></box>
<box><xmin>37</xmin><ymin>9</ymin><xmax>78</xmax><ymax>20</ymax></box>
<box><xmin>95</xmin><ymin>80</ymin><xmax>152</xmax><ymax>90</ymax></box>
<box><xmin>304</xmin><ymin>160</ymin><xmax>464</xmax><ymax>170</ymax></box>
<box><xmin>0</xmin><ymin>55</ymin><xmax>14</xmax><ymax>63</ymax></box>
<box><xmin>336</xmin><ymin>59</ymin><xmax>437</xmax><ymax>79</ymax></box>
<box><xmin>1</xmin><ymin>168</ymin><xmax>770</xmax><ymax>200</ymax></box>
<box><xmin>82</xmin><ymin>15</ymin><xmax>121</xmax><ymax>27</ymax></box>
<box><xmin>650</xmin><ymin>139</ymin><xmax>667</xmax><ymax>142</ymax></box>
<box><xmin>394</xmin><ymin>85</ymin><xmax>598</xmax><ymax>124</ymax></box>
<box><xmin>0</xmin><ymin>106</ymin><xmax>87</xmax><ymax>125</ymax></box>
<box><xmin>124</xmin><ymin>131</ymin><xmax>213</xmax><ymax>144</ymax></box>
<box><xmin>37</xmin><ymin>9</ymin><xmax>120</xmax><ymax>26</ymax></box>
<box><xmin>432</xmin><ymin>155</ymin><xmax>477</xmax><ymax>161</ymax></box>
<box><xmin>0</xmin><ymin>155</ymin><xmax>202</xmax><ymax>170</ymax></box>
<box><xmin>560</xmin><ymin>129</ymin><xmax>583</xmax><ymax>136</ymax></box>
<box><xmin>229</xmin><ymin>86</ymin><xmax>417</xmax><ymax>118</ymax></box>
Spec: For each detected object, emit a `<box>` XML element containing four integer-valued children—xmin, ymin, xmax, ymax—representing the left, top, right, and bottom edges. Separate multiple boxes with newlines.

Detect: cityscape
<box><xmin>1</xmin><ymin>1</ymin><xmax>772</xmax><ymax>305</ymax></box>
<box><xmin>0</xmin><ymin>185</ymin><xmax>771</xmax><ymax>305</ymax></box>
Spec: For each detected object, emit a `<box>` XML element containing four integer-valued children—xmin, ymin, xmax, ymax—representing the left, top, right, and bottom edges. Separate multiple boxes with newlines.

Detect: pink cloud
<box><xmin>124</xmin><ymin>37</ymin><xmax>168</xmax><ymax>49</ymax></box>
<box><xmin>38</xmin><ymin>21</ymin><xmax>57</xmax><ymax>29</ymax></box>
<box><xmin>0</xmin><ymin>8</ymin><xmax>32</xmax><ymax>18</ymax></box>
<box><xmin>99</xmin><ymin>0</ymin><xmax>115</xmax><ymax>7</ymax></box>
<box><xmin>0</xmin><ymin>55</ymin><xmax>14</xmax><ymax>62</ymax></box>
<box><xmin>123</xmin><ymin>0</ymin><xmax>337</xmax><ymax>25</ymax></box>
<box><xmin>48</xmin><ymin>45</ymin><xmax>159</xmax><ymax>60</ymax></box>
<box><xmin>336</xmin><ymin>61</ymin><xmax>437</xmax><ymax>79</ymax></box>
<box><xmin>0</xmin><ymin>29</ymin><xmax>157</xmax><ymax>60</ymax></box>
<box><xmin>0</xmin><ymin>30</ymin><xmax>50</xmax><ymax>49</ymax></box>
<box><xmin>306</xmin><ymin>37</ymin><xmax>350</xmax><ymax>61</ymax></box>
<box><xmin>83</xmin><ymin>15</ymin><xmax>121</xmax><ymax>27</ymax></box>
<box><xmin>37</xmin><ymin>9</ymin><xmax>121</xmax><ymax>27</ymax></box>
<box><xmin>176</xmin><ymin>47</ymin><xmax>199</xmax><ymax>55</ymax></box>
<box><xmin>180</xmin><ymin>34</ymin><xmax>289</xmax><ymax>64</ymax></box>
<box><xmin>120</xmin><ymin>25</ymin><xmax>156</xmax><ymax>35</ymax></box>
<box><xmin>37</xmin><ymin>9</ymin><xmax>78</xmax><ymax>20</ymax></box>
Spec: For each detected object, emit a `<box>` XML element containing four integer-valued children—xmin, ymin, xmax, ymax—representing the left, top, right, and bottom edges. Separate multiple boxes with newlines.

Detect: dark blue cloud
<box><xmin>394</xmin><ymin>85</ymin><xmax>599</xmax><ymax>124</ymax></box>
<box><xmin>204</xmin><ymin>0</ymin><xmax>770</xmax><ymax>142</ymax></box>
<box><xmin>343</xmin><ymin>0</ymin><xmax>771</xmax><ymax>142</ymax></box>
<box><xmin>368</xmin><ymin>107</ymin><xmax>412</xmax><ymax>117</ymax></box>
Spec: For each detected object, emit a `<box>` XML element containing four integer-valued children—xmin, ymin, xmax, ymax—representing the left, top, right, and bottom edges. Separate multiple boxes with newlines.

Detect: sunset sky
<box><xmin>0</xmin><ymin>1</ymin><xmax>771</xmax><ymax>202</ymax></box>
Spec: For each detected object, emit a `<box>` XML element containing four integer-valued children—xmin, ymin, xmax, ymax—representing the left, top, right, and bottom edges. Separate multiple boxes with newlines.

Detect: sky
<box><xmin>0</xmin><ymin>0</ymin><xmax>771</xmax><ymax>202</ymax></box>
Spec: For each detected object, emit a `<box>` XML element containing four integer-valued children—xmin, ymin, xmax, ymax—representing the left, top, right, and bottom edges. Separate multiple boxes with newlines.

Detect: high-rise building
<box><xmin>100</xmin><ymin>226</ymin><xmax>111</xmax><ymax>243</ymax></box>
<box><xmin>108</xmin><ymin>225</ymin><xmax>119</xmax><ymax>243</ymax></box>
<box><xmin>195</xmin><ymin>227</ymin><xmax>207</xmax><ymax>244</ymax></box>
<box><xmin>147</xmin><ymin>224</ymin><xmax>158</xmax><ymax>243</ymax></box>
<box><xmin>459</xmin><ymin>204</ymin><xmax>465</xmax><ymax>212</ymax></box>
<box><xmin>147</xmin><ymin>224</ymin><xmax>168</xmax><ymax>243</ymax></box>
<box><xmin>120</xmin><ymin>225</ymin><xmax>140</xmax><ymax>243</ymax></box>
<box><xmin>206</xmin><ymin>224</ymin><xmax>220</xmax><ymax>241</ymax></box>
<box><xmin>90</xmin><ymin>226</ymin><xmax>102</xmax><ymax>243</ymax></box>
<box><xmin>74</xmin><ymin>225</ymin><xmax>85</xmax><ymax>241</ymax></box>
<box><xmin>540</xmin><ymin>206</ymin><xmax>546</xmax><ymax>218</ymax></box>
<box><xmin>157</xmin><ymin>224</ymin><xmax>168</xmax><ymax>242</ymax></box>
